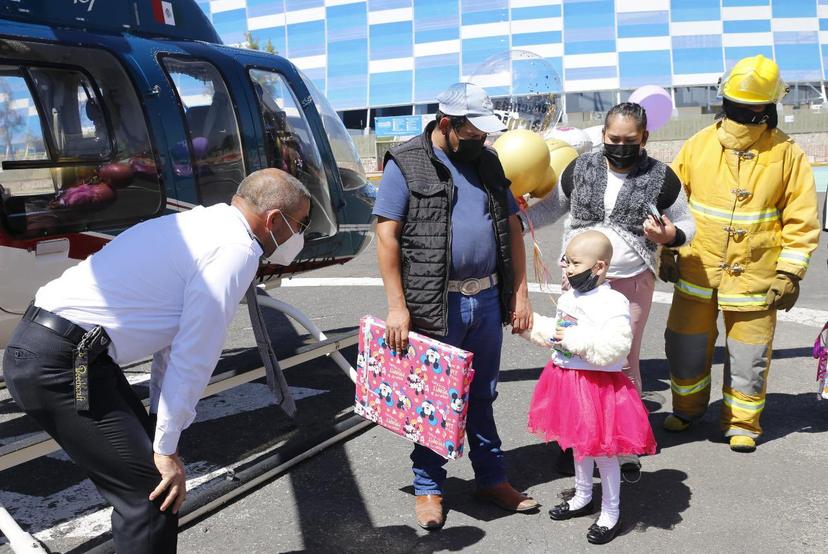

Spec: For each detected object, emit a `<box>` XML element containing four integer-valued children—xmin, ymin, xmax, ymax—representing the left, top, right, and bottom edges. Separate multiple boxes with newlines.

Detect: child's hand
<box><xmin>553</xmin><ymin>325</ymin><xmax>565</xmax><ymax>342</ymax></box>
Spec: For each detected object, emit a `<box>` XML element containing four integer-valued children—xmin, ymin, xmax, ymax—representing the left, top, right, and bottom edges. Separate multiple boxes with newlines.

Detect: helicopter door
<box><xmin>0</xmin><ymin>39</ymin><xmax>164</xmax><ymax>239</ymax></box>
<box><xmin>248</xmin><ymin>68</ymin><xmax>337</xmax><ymax>239</ymax></box>
<box><xmin>160</xmin><ymin>57</ymin><xmax>246</xmax><ymax>207</ymax></box>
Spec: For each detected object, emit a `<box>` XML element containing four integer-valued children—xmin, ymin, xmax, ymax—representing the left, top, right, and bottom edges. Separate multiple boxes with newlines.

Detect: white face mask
<box><xmin>265</xmin><ymin>213</ymin><xmax>305</xmax><ymax>266</ymax></box>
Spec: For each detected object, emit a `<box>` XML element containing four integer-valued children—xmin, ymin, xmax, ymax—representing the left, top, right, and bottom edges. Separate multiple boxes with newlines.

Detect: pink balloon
<box><xmin>628</xmin><ymin>85</ymin><xmax>673</xmax><ymax>132</ymax></box>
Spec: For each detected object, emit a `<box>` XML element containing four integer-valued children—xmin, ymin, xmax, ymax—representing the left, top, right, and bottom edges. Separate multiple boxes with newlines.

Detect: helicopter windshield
<box><xmin>297</xmin><ymin>72</ymin><xmax>367</xmax><ymax>192</ymax></box>
<box><xmin>249</xmin><ymin>68</ymin><xmax>337</xmax><ymax>239</ymax></box>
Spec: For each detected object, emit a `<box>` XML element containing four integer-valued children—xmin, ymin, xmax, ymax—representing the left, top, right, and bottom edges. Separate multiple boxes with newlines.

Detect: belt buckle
<box><xmin>459</xmin><ymin>278</ymin><xmax>481</xmax><ymax>296</ymax></box>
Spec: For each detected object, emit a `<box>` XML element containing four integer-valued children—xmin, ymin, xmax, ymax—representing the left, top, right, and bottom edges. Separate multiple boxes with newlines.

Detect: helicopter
<box><xmin>0</xmin><ymin>0</ymin><xmax>376</xmax><ymax>347</ymax></box>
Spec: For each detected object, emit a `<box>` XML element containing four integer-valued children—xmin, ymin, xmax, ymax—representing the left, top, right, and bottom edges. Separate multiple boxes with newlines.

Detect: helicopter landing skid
<box><xmin>252</xmin><ymin>287</ymin><xmax>358</xmax><ymax>385</ymax></box>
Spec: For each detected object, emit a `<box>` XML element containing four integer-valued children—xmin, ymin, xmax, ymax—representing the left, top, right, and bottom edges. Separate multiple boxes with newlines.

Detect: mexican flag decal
<box><xmin>152</xmin><ymin>0</ymin><xmax>176</xmax><ymax>26</ymax></box>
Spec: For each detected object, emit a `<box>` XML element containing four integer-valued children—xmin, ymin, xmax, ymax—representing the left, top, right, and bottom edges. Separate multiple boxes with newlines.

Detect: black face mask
<box><xmin>723</xmin><ymin>98</ymin><xmax>777</xmax><ymax>128</ymax></box>
<box><xmin>603</xmin><ymin>143</ymin><xmax>640</xmax><ymax>170</ymax></box>
<box><xmin>567</xmin><ymin>266</ymin><xmax>600</xmax><ymax>293</ymax></box>
<box><xmin>447</xmin><ymin>134</ymin><xmax>486</xmax><ymax>163</ymax></box>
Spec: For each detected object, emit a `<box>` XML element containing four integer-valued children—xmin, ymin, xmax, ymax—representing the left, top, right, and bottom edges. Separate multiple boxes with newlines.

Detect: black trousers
<box><xmin>3</xmin><ymin>317</ymin><xmax>178</xmax><ymax>553</ymax></box>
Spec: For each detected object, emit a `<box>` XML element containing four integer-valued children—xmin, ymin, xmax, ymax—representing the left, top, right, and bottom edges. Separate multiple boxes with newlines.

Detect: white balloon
<box><xmin>583</xmin><ymin>125</ymin><xmax>605</xmax><ymax>153</ymax></box>
<box><xmin>544</xmin><ymin>126</ymin><xmax>592</xmax><ymax>154</ymax></box>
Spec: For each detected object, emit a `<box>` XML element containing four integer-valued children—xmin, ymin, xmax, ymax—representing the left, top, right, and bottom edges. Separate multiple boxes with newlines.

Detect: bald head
<box><xmin>566</xmin><ymin>230</ymin><xmax>613</xmax><ymax>265</ymax></box>
<box><xmin>235</xmin><ymin>168</ymin><xmax>311</xmax><ymax>216</ymax></box>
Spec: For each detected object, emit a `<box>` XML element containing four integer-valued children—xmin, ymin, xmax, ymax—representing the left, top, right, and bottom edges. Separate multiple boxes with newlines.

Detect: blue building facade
<box><xmin>198</xmin><ymin>0</ymin><xmax>828</xmax><ymax>112</ymax></box>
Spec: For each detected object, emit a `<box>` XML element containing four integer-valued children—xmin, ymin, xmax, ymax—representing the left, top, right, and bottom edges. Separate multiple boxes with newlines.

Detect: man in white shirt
<box><xmin>2</xmin><ymin>168</ymin><xmax>310</xmax><ymax>553</ymax></box>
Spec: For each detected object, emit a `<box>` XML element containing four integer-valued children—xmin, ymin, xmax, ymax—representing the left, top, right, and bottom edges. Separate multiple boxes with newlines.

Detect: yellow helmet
<box><xmin>719</xmin><ymin>54</ymin><xmax>788</xmax><ymax>105</ymax></box>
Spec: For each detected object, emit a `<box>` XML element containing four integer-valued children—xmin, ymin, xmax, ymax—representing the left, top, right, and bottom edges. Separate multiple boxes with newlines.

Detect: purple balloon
<box><xmin>191</xmin><ymin>136</ymin><xmax>209</xmax><ymax>158</ymax></box>
<box><xmin>628</xmin><ymin>85</ymin><xmax>673</xmax><ymax>132</ymax></box>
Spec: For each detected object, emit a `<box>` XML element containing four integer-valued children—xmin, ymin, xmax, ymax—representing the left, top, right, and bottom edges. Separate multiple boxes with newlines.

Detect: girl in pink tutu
<box><xmin>522</xmin><ymin>230</ymin><xmax>656</xmax><ymax>544</ymax></box>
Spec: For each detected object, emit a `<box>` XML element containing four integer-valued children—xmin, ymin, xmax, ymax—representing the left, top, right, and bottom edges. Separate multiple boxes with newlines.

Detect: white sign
<box><xmin>162</xmin><ymin>1</ymin><xmax>176</xmax><ymax>26</ymax></box>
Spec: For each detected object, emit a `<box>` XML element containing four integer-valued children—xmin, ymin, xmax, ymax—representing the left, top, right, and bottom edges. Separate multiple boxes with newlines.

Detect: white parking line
<box><xmin>280</xmin><ymin>277</ymin><xmax>828</xmax><ymax>328</ymax></box>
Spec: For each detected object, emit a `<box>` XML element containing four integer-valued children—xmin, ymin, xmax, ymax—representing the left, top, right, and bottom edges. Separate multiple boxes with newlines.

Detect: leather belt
<box><xmin>447</xmin><ymin>273</ymin><xmax>499</xmax><ymax>296</ymax></box>
<box><xmin>24</xmin><ymin>303</ymin><xmax>86</xmax><ymax>344</ymax></box>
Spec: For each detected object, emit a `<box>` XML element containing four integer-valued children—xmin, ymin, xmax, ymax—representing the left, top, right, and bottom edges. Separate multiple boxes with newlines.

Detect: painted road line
<box><xmin>280</xmin><ymin>277</ymin><xmax>828</xmax><ymax>328</ymax></box>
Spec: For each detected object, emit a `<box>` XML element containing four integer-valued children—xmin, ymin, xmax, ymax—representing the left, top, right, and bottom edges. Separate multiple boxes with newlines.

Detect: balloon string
<box><xmin>519</xmin><ymin>202</ymin><xmax>556</xmax><ymax>304</ymax></box>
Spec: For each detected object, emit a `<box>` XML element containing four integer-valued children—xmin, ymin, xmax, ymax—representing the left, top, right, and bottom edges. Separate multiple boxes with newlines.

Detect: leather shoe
<box><xmin>587</xmin><ymin>519</ymin><xmax>622</xmax><ymax>544</ymax></box>
<box><xmin>549</xmin><ymin>500</ymin><xmax>595</xmax><ymax>520</ymax></box>
<box><xmin>415</xmin><ymin>494</ymin><xmax>444</xmax><ymax>530</ymax></box>
<box><xmin>475</xmin><ymin>482</ymin><xmax>540</xmax><ymax>512</ymax></box>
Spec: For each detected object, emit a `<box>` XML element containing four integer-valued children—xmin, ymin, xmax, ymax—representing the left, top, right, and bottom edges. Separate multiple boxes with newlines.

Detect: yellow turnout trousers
<box><xmin>665</xmin><ymin>292</ymin><xmax>776</xmax><ymax>438</ymax></box>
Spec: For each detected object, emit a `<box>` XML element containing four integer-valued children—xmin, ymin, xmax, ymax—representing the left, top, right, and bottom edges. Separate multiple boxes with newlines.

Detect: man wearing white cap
<box><xmin>373</xmin><ymin>82</ymin><xmax>537</xmax><ymax>530</ymax></box>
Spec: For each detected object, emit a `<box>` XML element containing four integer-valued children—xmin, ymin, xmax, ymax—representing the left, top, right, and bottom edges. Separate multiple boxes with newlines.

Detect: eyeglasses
<box><xmin>282</xmin><ymin>212</ymin><xmax>311</xmax><ymax>234</ymax></box>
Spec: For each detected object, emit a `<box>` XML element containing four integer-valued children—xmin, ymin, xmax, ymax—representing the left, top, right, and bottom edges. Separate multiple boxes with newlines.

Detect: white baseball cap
<box><xmin>436</xmin><ymin>82</ymin><xmax>506</xmax><ymax>134</ymax></box>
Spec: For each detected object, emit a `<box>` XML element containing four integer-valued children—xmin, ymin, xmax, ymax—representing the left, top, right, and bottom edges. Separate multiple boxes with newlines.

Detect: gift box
<box><xmin>354</xmin><ymin>315</ymin><xmax>475</xmax><ymax>459</ymax></box>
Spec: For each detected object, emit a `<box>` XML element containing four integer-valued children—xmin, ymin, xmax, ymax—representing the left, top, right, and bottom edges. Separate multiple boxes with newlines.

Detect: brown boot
<box><xmin>415</xmin><ymin>494</ymin><xmax>445</xmax><ymax>530</ymax></box>
<box><xmin>475</xmin><ymin>482</ymin><xmax>540</xmax><ymax>512</ymax></box>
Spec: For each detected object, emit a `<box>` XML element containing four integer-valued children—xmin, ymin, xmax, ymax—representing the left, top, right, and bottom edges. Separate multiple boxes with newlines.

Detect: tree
<box><xmin>264</xmin><ymin>38</ymin><xmax>277</xmax><ymax>55</ymax></box>
<box><xmin>244</xmin><ymin>31</ymin><xmax>260</xmax><ymax>51</ymax></box>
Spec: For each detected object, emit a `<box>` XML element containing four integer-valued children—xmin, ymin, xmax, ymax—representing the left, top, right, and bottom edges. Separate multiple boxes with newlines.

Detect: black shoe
<box><xmin>587</xmin><ymin>519</ymin><xmax>622</xmax><ymax>544</ymax></box>
<box><xmin>554</xmin><ymin>448</ymin><xmax>575</xmax><ymax>476</ymax></box>
<box><xmin>549</xmin><ymin>500</ymin><xmax>594</xmax><ymax>521</ymax></box>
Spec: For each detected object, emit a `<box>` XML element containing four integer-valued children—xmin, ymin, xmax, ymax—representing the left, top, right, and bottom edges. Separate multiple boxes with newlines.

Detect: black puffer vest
<box><xmin>384</xmin><ymin>121</ymin><xmax>515</xmax><ymax>336</ymax></box>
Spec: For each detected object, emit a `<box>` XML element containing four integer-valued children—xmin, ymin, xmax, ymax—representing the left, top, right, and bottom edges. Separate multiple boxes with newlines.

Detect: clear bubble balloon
<box><xmin>469</xmin><ymin>49</ymin><xmax>562</xmax><ymax>136</ymax></box>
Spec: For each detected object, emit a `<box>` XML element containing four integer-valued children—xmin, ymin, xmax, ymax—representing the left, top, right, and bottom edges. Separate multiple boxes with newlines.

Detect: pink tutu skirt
<box><xmin>528</xmin><ymin>361</ymin><xmax>657</xmax><ymax>460</ymax></box>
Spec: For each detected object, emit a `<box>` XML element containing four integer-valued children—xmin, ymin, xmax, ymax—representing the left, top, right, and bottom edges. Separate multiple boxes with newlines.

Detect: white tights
<box><xmin>567</xmin><ymin>455</ymin><xmax>620</xmax><ymax>528</ymax></box>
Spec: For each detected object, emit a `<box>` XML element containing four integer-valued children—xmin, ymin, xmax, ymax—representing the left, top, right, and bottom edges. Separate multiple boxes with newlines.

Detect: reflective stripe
<box><xmin>723</xmin><ymin>392</ymin><xmax>765</xmax><ymax>412</ymax></box>
<box><xmin>717</xmin><ymin>293</ymin><xmax>767</xmax><ymax>308</ymax></box>
<box><xmin>689</xmin><ymin>199</ymin><xmax>780</xmax><ymax>225</ymax></box>
<box><xmin>675</xmin><ymin>279</ymin><xmax>714</xmax><ymax>300</ymax></box>
<box><xmin>671</xmin><ymin>375</ymin><xmax>711</xmax><ymax>396</ymax></box>
<box><xmin>778</xmin><ymin>249</ymin><xmax>810</xmax><ymax>268</ymax></box>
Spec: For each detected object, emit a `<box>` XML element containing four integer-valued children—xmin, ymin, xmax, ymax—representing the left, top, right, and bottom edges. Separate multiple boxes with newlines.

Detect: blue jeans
<box><xmin>411</xmin><ymin>287</ymin><xmax>507</xmax><ymax>495</ymax></box>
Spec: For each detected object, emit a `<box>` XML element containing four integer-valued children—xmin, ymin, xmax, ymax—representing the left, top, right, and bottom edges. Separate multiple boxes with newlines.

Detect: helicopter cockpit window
<box><xmin>0</xmin><ymin>40</ymin><xmax>163</xmax><ymax>239</ymax></box>
<box><xmin>27</xmin><ymin>68</ymin><xmax>112</xmax><ymax>161</ymax></box>
<box><xmin>161</xmin><ymin>57</ymin><xmax>245</xmax><ymax>207</ymax></box>
<box><xmin>298</xmin><ymin>71</ymin><xmax>367</xmax><ymax>192</ymax></box>
<box><xmin>248</xmin><ymin>69</ymin><xmax>337</xmax><ymax>239</ymax></box>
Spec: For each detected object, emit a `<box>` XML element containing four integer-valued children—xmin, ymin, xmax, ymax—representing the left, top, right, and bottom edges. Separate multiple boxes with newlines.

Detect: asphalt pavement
<box><xmin>1</xmin><ymin>193</ymin><xmax>827</xmax><ymax>553</ymax></box>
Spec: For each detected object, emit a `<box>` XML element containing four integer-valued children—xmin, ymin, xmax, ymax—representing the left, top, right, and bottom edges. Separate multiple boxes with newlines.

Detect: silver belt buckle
<box><xmin>459</xmin><ymin>278</ymin><xmax>482</xmax><ymax>295</ymax></box>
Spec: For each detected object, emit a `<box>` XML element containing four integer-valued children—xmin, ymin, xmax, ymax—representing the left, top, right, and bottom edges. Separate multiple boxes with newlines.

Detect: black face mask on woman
<box><xmin>603</xmin><ymin>143</ymin><xmax>640</xmax><ymax>170</ymax></box>
<box><xmin>446</xmin><ymin>133</ymin><xmax>486</xmax><ymax>163</ymax></box>
<box><xmin>567</xmin><ymin>265</ymin><xmax>600</xmax><ymax>293</ymax></box>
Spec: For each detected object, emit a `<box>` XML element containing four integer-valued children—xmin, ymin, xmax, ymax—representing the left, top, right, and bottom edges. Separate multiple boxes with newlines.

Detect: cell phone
<box><xmin>647</xmin><ymin>203</ymin><xmax>665</xmax><ymax>228</ymax></box>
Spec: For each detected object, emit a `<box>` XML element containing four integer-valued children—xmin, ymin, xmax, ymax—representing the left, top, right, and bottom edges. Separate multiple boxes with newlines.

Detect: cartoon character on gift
<box><xmin>357</xmin><ymin>351</ymin><xmax>366</xmax><ymax>370</ymax></box>
<box><xmin>396</xmin><ymin>389</ymin><xmax>412</xmax><ymax>411</ymax></box>
<box><xmin>403</xmin><ymin>418</ymin><xmax>423</xmax><ymax>442</ymax></box>
<box><xmin>445</xmin><ymin>440</ymin><xmax>464</xmax><ymax>459</ymax></box>
<box><xmin>417</xmin><ymin>400</ymin><xmax>443</xmax><ymax>427</ymax></box>
<box><xmin>421</xmin><ymin>346</ymin><xmax>448</xmax><ymax>376</ymax></box>
<box><xmin>374</xmin><ymin>381</ymin><xmax>394</xmax><ymax>407</ymax></box>
<box><xmin>408</xmin><ymin>365</ymin><xmax>427</xmax><ymax>395</ymax></box>
<box><xmin>367</xmin><ymin>354</ymin><xmax>383</xmax><ymax>377</ymax></box>
<box><xmin>449</xmin><ymin>388</ymin><xmax>468</xmax><ymax>414</ymax></box>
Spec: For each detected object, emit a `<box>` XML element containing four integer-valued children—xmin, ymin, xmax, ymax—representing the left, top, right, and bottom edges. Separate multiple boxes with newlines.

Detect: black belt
<box><xmin>23</xmin><ymin>303</ymin><xmax>110</xmax><ymax>412</ymax></box>
<box><xmin>24</xmin><ymin>303</ymin><xmax>87</xmax><ymax>344</ymax></box>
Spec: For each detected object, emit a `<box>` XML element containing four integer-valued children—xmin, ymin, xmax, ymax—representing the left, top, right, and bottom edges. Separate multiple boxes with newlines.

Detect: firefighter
<box><xmin>659</xmin><ymin>55</ymin><xmax>820</xmax><ymax>452</ymax></box>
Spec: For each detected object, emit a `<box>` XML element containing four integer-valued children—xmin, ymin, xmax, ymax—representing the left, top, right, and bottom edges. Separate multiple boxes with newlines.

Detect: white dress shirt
<box><xmin>36</xmin><ymin>203</ymin><xmax>262</xmax><ymax>455</ymax></box>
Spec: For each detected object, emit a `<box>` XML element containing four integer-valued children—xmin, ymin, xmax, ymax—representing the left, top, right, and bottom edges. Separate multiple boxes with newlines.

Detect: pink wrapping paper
<box><xmin>355</xmin><ymin>315</ymin><xmax>475</xmax><ymax>459</ymax></box>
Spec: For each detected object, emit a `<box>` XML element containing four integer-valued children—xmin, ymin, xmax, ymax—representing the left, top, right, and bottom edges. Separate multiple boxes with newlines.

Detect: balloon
<box><xmin>628</xmin><ymin>85</ymin><xmax>673</xmax><ymax>132</ymax></box>
<box><xmin>583</xmin><ymin>125</ymin><xmax>605</xmax><ymax>153</ymax></box>
<box><xmin>533</xmin><ymin>140</ymin><xmax>579</xmax><ymax>199</ymax></box>
<box><xmin>492</xmin><ymin>129</ymin><xmax>553</xmax><ymax>198</ymax></box>
<box><xmin>53</xmin><ymin>182</ymin><xmax>115</xmax><ymax>208</ymax></box>
<box><xmin>98</xmin><ymin>162</ymin><xmax>134</xmax><ymax>188</ymax></box>
<box><xmin>544</xmin><ymin>126</ymin><xmax>592</xmax><ymax>155</ymax></box>
<box><xmin>469</xmin><ymin>49</ymin><xmax>562</xmax><ymax>136</ymax></box>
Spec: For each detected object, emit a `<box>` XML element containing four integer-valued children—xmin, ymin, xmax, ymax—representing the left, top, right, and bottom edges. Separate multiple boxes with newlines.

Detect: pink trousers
<box><xmin>608</xmin><ymin>270</ymin><xmax>655</xmax><ymax>395</ymax></box>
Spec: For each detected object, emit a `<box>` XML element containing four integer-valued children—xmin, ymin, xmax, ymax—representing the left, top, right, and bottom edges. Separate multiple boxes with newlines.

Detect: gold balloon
<box><xmin>533</xmin><ymin>139</ymin><xmax>579</xmax><ymax>199</ymax></box>
<box><xmin>492</xmin><ymin>129</ymin><xmax>554</xmax><ymax>199</ymax></box>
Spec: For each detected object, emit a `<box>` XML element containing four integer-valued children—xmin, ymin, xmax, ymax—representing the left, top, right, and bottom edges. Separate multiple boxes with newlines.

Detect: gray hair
<box><xmin>235</xmin><ymin>168</ymin><xmax>311</xmax><ymax>214</ymax></box>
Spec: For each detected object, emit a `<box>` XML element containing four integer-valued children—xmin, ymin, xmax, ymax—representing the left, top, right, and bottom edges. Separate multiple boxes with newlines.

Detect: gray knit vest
<box><xmin>569</xmin><ymin>151</ymin><xmax>666</xmax><ymax>264</ymax></box>
<box><xmin>384</xmin><ymin>122</ymin><xmax>515</xmax><ymax>336</ymax></box>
